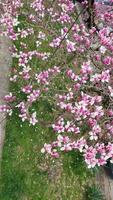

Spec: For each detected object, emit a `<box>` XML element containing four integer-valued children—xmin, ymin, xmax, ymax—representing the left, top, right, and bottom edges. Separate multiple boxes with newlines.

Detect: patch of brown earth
<box><xmin>0</xmin><ymin>34</ymin><xmax>11</xmax><ymax>163</ymax></box>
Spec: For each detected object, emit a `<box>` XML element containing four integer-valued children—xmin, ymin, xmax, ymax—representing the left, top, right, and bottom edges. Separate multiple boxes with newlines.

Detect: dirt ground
<box><xmin>0</xmin><ymin>34</ymin><xmax>11</xmax><ymax>162</ymax></box>
<box><xmin>96</xmin><ymin>168</ymin><xmax>113</xmax><ymax>200</ymax></box>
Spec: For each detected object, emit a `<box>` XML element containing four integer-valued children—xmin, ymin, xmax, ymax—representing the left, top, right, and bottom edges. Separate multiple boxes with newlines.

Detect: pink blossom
<box><xmin>66</xmin><ymin>40</ymin><xmax>75</xmax><ymax>53</ymax></box>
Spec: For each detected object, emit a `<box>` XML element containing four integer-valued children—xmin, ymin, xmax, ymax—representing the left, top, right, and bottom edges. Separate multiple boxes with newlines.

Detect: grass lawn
<box><xmin>0</xmin><ymin>110</ymin><xmax>95</xmax><ymax>200</ymax></box>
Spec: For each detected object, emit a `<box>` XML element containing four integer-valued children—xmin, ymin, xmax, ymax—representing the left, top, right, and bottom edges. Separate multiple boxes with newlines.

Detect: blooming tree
<box><xmin>0</xmin><ymin>0</ymin><xmax>113</xmax><ymax>168</ymax></box>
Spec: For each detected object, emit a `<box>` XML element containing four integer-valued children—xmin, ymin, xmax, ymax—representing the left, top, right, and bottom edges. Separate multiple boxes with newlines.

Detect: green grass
<box><xmin>0</xmin><ymin>110</ymin><xmax>96</xmax><ymax>200</ymax></box>
<box><xmin>85</xmin><ymin>185</ymin><xmax>104</xmax><ymax>200</ymax></box>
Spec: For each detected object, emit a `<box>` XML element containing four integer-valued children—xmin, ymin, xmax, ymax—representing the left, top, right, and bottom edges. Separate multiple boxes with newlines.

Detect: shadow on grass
<box><xmin>63</xmin><ymin>150</ymin><xmax>95</xmax><ymax>181</ymax></box>
<box><xmin>0</xmin><ymin>170</ymin><xmax>27</xmax><ymax>200</ymax></box>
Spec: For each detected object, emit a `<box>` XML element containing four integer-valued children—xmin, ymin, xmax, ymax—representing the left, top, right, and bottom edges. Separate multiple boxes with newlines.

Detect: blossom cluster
<box><xmin>0</xmin><ymin>0</ymin><xmax>113</xmax><ymax>168</ymax></box>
